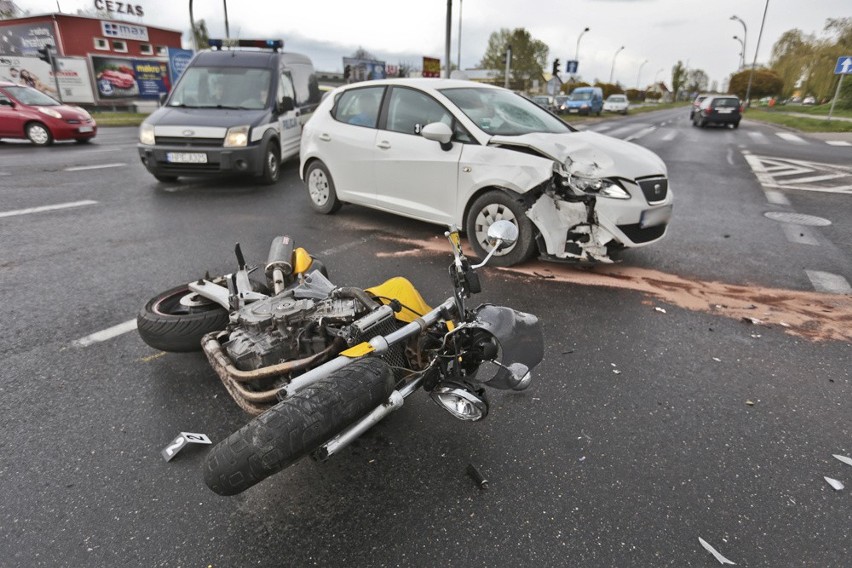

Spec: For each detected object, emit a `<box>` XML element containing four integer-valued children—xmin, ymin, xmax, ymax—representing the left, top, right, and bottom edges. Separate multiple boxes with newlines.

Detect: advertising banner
<box><xmin>422</xmin><ymin>57</ymin><xmax>440</xmax><ymax>78</ymax></box>
<box><xmin>0</xmin><ymin>55</ymin><xmax>95</xmax><ymax>103</ymax></box>
<box><xmin>0</xmin><ymin>22</ymin><xmax>56</xmax><ymax>56</ymax></box>
<box><xmin>132</xmin><ymin>59</ymin><xmax>170</xmax><ymax>98</ymax></box>
<box><xmin>167</xmin><ymin>48</ymin><xmax>194</xmax><ymax>87</ymax></box>
<box><xmin>92</xmin><ymin>56</ymin><xmax>173</xmax><ymax>100</ymax></box>
<box><xmin>342</xmin><ymin>57</ymin><xmax>386</xmax><ymax>83</ymax></box>
<box><xmin>100</xmin><ymin>21</ymin><xmax>149</xmax><ymax>42</ymax></box>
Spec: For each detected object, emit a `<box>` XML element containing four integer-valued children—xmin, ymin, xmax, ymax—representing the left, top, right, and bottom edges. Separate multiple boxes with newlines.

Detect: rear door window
<box><xmin>332</xmin><ymin>86</ymin><xmax>385</xmax><ymax>128</ymax></box>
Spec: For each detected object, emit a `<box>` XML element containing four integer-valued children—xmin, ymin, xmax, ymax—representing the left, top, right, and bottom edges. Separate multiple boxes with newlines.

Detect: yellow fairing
<box><xmin>340</xmin><ymin>342</ymin><xmax>375</xmax><ymax>357</ymax></box>
<box><xmin>365</xmin><ymin>277</ymin><xmax>432</xmax><ymax>323</ymax></box>
<box><xmin>293</xmin><ymin>247</ymin><xmax>313</xmax><ymax>274</ymax></box>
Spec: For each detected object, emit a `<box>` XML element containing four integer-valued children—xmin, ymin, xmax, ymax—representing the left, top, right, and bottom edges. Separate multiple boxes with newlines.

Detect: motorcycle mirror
<box><xmin>487</xmin><ymin>220</ymin><xmax>518</xmax><ymax>250</ymax></box>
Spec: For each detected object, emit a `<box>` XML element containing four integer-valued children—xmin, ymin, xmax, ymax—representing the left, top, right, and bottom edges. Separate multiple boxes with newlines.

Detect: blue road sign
<box><xmin>835</xmin><ymin>56</ymin><xmax>852</xmax><ymax>75</ymax></box>
<box><xmin>566</xmin><ymin>60</ymin><xmax>579</xmax><ymax>74</ymax></box>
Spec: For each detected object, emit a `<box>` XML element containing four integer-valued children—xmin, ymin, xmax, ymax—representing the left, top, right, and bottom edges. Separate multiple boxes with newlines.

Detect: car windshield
<box><xmin>168</xmin><ymin>66</ymin><xmax>272</xmax><ymax>110</ymax></box>
<box><xmin>714</xmin><ymin>98</ymin><xmax>739</xmax><ymax>108</ymax></box>
<box><xmin>441</xmin><ymin>87</ymin><xmax>570</xmax><ymax>136</ymax></box>
<box><xmin>4</xmin><ymin>86</ymin><xmax>59</xmax><ymax>106</ymax></box>
<box><xmin>608</xmin><ymin>95</ymin><xmax>626</xmax><ymax>102</ymax></box>
<box><xmin>569</xmin><ymin>91</ymin><xmax>592</xmax><ymax>101</ymax></box>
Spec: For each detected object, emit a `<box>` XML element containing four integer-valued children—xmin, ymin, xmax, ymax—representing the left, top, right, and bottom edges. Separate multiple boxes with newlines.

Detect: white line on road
<box><xmin>826</xmin><ymin>140</ymin><xmax>851</xmax><ymax>147</ymax></box>
<box><xmin>747</xmin><ymin>131</ymin><xmax>768</xmax><ymax>144</ymax></box>
<box><xmin>764</xmin><ymin>190</ymin><xmax>791</xmax><ymax>205</ymax></box>
<box><xmin>727</xmin><ymin>149</ymin><xmax>736</xmax><ymax>166</ymax></box>
<box><xmin>591</xmin><ymin>124</ymin><xmax>611</xmax><ymax>132</ymax></box>
<box><xmin>64</xmin><ymin>163</ymin><xmax>127</xmax><ymax>172</ymax></box>
<box><xmin>0</xmin><ymin>200</ymin><xmax>98</xmax><ymax>219</ymax></box>
<box><xmin>805</xmin><ymin>270</ymin><xmax>852</xmax><ymax>294</ymax></box>
<box><xmin>74</xmin><ymin>319</ymin><xmax>138</xmax><ymax>347</ymax></box>
<box><xmin>661</xmin><ymin>130</ymin><xmax>677</xmax><ymax>141</ymax></box>
<box><xmin>625</xmin><ymin>126</ymin><xmax>656</xmax><ymax>141</ymax></box>
<box><xmin>776</xmin><ymin>132</ymin><xmax>807</xmax><ymax>144</ymax></box>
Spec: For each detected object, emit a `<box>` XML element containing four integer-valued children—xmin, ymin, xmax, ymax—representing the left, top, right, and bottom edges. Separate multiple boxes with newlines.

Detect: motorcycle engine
<box><xmin>224</xmin><ymin>293</ymin><xmax>362</xmax><ymax>371</ymax></box>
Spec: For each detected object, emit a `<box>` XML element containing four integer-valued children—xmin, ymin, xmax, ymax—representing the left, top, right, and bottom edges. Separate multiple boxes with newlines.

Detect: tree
<box><xmin>479</xmin><ymin>28</ymin><xmax>549</xmax><ymax>91</ymax></box>
<box><xmin>671</xmin><ymin>61</ymin><xmax>687</xmax><ymax>100</ymax></box>
<box><xmin>685</xmin><ymin>69</ymin><xmax>709</xmax><ymax>93</ymax></box>
<box><xmin>352</xmin><ymin>47</ymin><xmax>376</xmax><ymax>60</ymax></box>
<box><xmin>729</xmin><ymin>68</ymin><xmax>784</xmax><ymax>100</ymax></box>
<box><xmin>192</xmin><ymin>19</ymin><xmax>210</xmax><ymax>51</ymax></box>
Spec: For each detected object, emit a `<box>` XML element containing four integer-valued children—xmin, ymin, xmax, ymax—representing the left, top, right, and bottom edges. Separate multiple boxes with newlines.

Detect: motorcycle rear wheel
<box><xmin>203</xmin><ymin>357</ymin><xmax>395</xmax><ymax>496</ymax></box>
<box><xmin>137</xmin><ymin>284</ymin><xmax>230</xmax><ymax>352</ymax></box>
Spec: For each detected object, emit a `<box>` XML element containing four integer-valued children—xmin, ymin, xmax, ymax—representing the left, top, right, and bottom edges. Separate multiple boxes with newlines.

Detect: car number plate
<box><xmin>640</xmin><ymin>205</ymin><xmax>673</xmax><ymax>228</ymax></box>
<box><xmin>166</xmin><ymin>152</ymin><xmax>208</xmax><ymax>164</ymax></box>
<box><xmin>568</xmin><ymin>108</ymin><xmax>579</xmax><ymax>113</ymax></box>
<box><xmin>717</xmin><ymin>108</ymin><xmax>733</xmax><ymax>114</ymax></box>
<box><xmin>78</xmin><ymin>126</ymin><xmax>93</xmax><ymax>133</ymax></box>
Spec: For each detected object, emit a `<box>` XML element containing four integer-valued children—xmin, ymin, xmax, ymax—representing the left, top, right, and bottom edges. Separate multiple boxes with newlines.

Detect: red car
<box><xmin>0</xmin><ymin>81</ymin><xmax>97</xmax><ymax>145</ymax></box>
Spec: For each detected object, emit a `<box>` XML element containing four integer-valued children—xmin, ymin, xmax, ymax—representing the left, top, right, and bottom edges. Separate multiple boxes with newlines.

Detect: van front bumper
<box><xmin>137</xmin><ymin>144</ymin><xmax>264</xmax><ymax>177</ymax></box>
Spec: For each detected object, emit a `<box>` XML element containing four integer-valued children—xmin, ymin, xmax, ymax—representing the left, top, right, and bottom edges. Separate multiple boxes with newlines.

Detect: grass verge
<box><xmin>90</xmin><ymin>112</ymin><xmax>149</xmax><ymax>127</ymax></box>
<box><xmin>744</xmin><ymin>108</ymin><xmax>852</xmax><ymax>133</ymax></box>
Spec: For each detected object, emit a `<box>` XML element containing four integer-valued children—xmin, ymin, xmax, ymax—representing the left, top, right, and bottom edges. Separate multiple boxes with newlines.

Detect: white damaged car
<box><xmin>300</xmin><ymin>79</ymin><xmax>672</xmax><ymax>266</ymax></box>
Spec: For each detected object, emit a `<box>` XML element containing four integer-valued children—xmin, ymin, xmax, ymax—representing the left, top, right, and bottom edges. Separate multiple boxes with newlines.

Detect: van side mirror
<box><xmin>278</xmin><ymin>96</ymin><xmax>295</xmax><ymax>113</ymax></box>
<box><xmin>158</xmin><ymin>92</ymin><xmax>168</xmax><ymax>106</ymax></box>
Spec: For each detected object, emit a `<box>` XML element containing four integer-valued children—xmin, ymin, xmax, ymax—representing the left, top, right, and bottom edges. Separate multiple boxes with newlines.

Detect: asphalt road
<box><xmin>1</xmin><ymin>110</ymin><xmax>850</xmax><ymax>567</ymax></box>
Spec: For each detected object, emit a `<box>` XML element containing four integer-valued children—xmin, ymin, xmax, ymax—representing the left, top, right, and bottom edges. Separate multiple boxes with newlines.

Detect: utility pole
<box><xmin>444</xmin><ymin>0</ymin><xmax>452</xmax><ymax>78</ymax></box>
<box><xmin>504</xmin><ymin>44</ymin><xmax>512</xmax><ymax>89</ymax></box>
<box><xmin>744</xmin><ymin>0</ymin><xmax>770</xmax><ymax>108</ymax></box>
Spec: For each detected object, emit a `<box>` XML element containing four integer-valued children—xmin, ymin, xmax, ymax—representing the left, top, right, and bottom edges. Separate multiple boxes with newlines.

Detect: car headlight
<box><xmin>37</xmin><ymin>107</ymin><xmax>62</xmax><ymax>119</ymax></box>
<box><xmin>139</xmin><ymin>122</ymin><xmax>155</xmax><ymax>145</ymax></box>
<box><xmin>562</xmin><ymin>160</ymin><xmax>631</xmax><ymax>200</ymax></box>
<box><xmin>224</xmin><ymin>125</ymin><xmax>250</xmax><ymax>148</ymax></box>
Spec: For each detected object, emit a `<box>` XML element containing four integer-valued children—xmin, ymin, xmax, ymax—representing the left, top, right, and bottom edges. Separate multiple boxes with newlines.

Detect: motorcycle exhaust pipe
<box><xmin>265</xmin><ymin>235</ymin><xmax>295</xmax><ymax>294</ymax></box>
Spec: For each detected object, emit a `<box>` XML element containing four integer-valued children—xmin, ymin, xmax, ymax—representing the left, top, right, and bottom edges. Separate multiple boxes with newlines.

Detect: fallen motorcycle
<box><xmin>137</xmin><ymin>221</ymin><xmax>543</xmax><ymax>495</ymax></box>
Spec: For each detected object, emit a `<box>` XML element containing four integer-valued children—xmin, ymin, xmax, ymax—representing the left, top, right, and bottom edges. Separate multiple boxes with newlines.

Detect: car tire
<box><xmin>260</xmin><ymin>141</ymin><xmax>281</xmax><ymax>185</ymax></box>
<box><xmin>733</xmin><ymin>121</ymin><xmax>740</xmax><ymax>129</ymax></box>
<box><xmin>26</xmin><ymin>122</ymin><xmax>53</xmax><ymax>146</ymax></box>
<box><xmin>305</xmin><ymin>160</ymin><xmax>342</xmax><ymax>214</ymax></box>
<box><xmin>154</xmin><ymin>174</ymin><xmax>178</xmax><ymax>183</ymax></box>
<box><xmin>465</xmin><ymin>190</ymin><xmax>537</xmax><ymax>267</ymax></box>
<box><xmin>699</xmin><ymin>119</ymin><xmax>707</xmax><ymax>128</ymax></box>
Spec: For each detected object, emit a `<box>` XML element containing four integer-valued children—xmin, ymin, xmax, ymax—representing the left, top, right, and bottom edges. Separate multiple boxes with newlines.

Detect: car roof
<box><xmin>0</xmin><ymin>81</ymin><xmax>17</xmax><ymax>88</ymax></box>
<box><xmin>338</xmin><ymin>78</ymin><xmax>502</xmax><ymax>92</ymax></box>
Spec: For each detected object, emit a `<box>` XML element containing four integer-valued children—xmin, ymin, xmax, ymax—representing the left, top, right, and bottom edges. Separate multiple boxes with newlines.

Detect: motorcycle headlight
<box><xmin>224</xmin><ymin>125</ymin><xmax>250</xmax><ymax>148</ymax></box>
<box><xmin>139</xmin><ymin>122</ymin><xmax>155</xmax><ymax>145</ymax></box>
<box><xmin>37</xmin><ymin>107</ymin><xmax>62</xmax><ymax>119</ymax></box>
<box><xmin>430</xmin><ymin>386</ymin><xmax>488</xmax><ymax>421</ymax></box>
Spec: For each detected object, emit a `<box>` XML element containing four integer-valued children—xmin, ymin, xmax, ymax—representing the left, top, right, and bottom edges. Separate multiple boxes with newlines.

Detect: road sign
<box><xmin>835</xmin><ymin>56</ymin><xmax>852</xmax><ymax>75</ymax></box>
<box><xmin>566</xmin><ymin>60</ymin><xmax>579</xmax><ymax>74</ymax></box>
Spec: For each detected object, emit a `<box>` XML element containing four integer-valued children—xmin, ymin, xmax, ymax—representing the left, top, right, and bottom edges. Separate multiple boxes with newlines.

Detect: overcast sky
<box><xmin>21</xmin><ymin>0</ymin><xmax>850</xmax><ymax>88</ymax></box>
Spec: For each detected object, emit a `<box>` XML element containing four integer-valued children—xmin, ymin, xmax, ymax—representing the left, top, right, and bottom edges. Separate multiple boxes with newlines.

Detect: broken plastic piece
<box><xmin>824</xmin><ymin>477</ymin><xmax>844</xmax><ymax>491</ymax></box>
<box><xmin>698</xmin><ymin>537</ymin><xmax>736</xmax><ymax>565</ymax></box>
<box><xmin>466</xmin><ymin>463</ymin><xmax>489</xmax><ymax>490</ymax></box>
<box><xmin>745</xmin><ymin>400</ymin><xmax>754</xmax><ymax>406</ymax></box>
<box><xmin>833</xmin><ymin>455</ymin><xmax>852</xmax><ymax>467</ymax></box>
<box><xmin>613</xmin><ymin>369</ymin><xmax>621</xmax><ymax>375</ymax></box>
<box><xmin>655</xmin><ymin>307</ymin><xmax>667</xmax><ymax>314</ymax></box>
<box><xmin>742</xmin><ymin>317</ymin><xmax>763</xmax><ymax>325</ymax></box>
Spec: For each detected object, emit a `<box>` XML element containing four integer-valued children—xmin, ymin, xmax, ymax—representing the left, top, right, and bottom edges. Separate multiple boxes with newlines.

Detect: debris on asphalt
<box><xmin>751</xmin><ymin>334</ymin><xmax>762</xmax><ymax>339</ymax></box>
<box><xmin>466</xmin><ymin>463</ymin><xmax>489</xmax><ymax>490</ymax></box>
<box><xmin>655</xmin><ymin>307</ymin><xmax>667</xmax><ymax>314</ymax></box>
<box><xmin>833</xmin><ymin>455</ymin><xmax>852</xmax><ymax>467</ymax></box>
<box><xmin>712</xmin><ymin>357</ymin><xmax>722</xmax><ymax>362</ymax></box>
<box><xmin>779</xmin><ymin>321</ymin><xmax>791</xmax><ymax>328</ymax></box>
<box><xmin>824</xmin><ymin>477</ymin><xmax>844</xmax><ymax>491</ymax></box>
<box><xmin>613</xmin><ymin>369</ymin><xmax>621</xmax><ymax>375</ymax></box>
<box><xmin>742</xmin><ymin>316</ymin><xmax>763</xmax><ymax>325</ymax></box>
<box><xmin>745</xmin><ymin>400</ymin><xmax>755</xmax><ymax>406</ymax></box>
<box><xmin>562</xmin><ymin>349</ymin><xmax>575</xmax><ymax>355</ymax></box>
<box><xmin>698</xmin><ymin>537</ymin><xmax>737</xmax><ymax>565</ymax></box>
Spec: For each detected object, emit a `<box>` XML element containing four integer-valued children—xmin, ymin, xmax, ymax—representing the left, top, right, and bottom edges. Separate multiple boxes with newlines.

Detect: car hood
<box><xmin>488</xmin><ymin>131</ymin><xmax>667</xmax><ymax>179</ymax></box>
<box><xmin>45</xmin><ymin>105</ymin><xmax>92</xmax><ymax>121</ymax></box>
<box><xmin>149</xmin><ymin>106</ymin><xmax>267</xmax><ymax>127</ymax></box>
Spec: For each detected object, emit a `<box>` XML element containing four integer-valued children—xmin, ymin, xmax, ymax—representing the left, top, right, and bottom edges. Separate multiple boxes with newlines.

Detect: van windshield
<box><xmin>168</xmin><ymin>66</ymin><xmax>272</xmax><ymax>110</ymax></box>
<box><xmin>569</xmin><ymin>91</ymin><xmax>593</xmax><ymax>101</ymax></box>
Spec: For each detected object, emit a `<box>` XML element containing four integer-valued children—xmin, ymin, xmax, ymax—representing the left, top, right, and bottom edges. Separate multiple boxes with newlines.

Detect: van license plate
<box><xmin>640</xmin><ymin>205</ymin><xmax>672</xmax><ymax>228</ymax></box>
<box><xmin>167</xmin><ymin>152</ymin><xmax>208</xmax><ymax>164</ymax></box>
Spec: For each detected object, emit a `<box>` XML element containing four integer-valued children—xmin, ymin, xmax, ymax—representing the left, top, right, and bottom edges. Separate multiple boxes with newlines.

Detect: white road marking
<box><xmin>776</xmin><ymin>132</ymin><xmax>807</xmax><ymax>144</ymax></box>
<box><xmin>606</xmin><ymin>125</ymin><xmax>638</xmax><ymax>138</ymax></box>
<box><xmin>590</xmin><ymin>124</ymin><xmax>611</xmax><ymax>132</ymax></box>
<box><xmin>826</xmin><ymin>140</ymin><xmax>851</xmax><ymax>147</ymax></box>
<box><xmin>805</xmin><ymin>271</ymin><xmax>852</xmax><ymax>294</ymax></box>
<box><xmin>64</xmin><ymin>163</ymin><xmax>127</xmax><ymax>172</ymax></box>
<box><xmin>74</xmin><ymin>319</ymin><xmax>138</xmax><ymax>347</ymax></box>
<box><xmin>726</xmin><ymin>149</ymin><xmax>735</xmax><ymax>166</ymax></box>
<box><xmin>625</xmin><ymin>126</ymin><xmax>656</xmax><ymax>141</ymax></box>
<box><xmin>0</xmin><ymin>200</ymin><xmax>98</xmax><ymax>219</ymax></box>
<box><xmin>764</xmin><ymin>190</ymin><xmax>790</xmax><ymax>205</ymax></box>
<box><xmin>660</xmin><ymin>130</ymin><xmax>677</xmax><ymax>141</ymax></box>
<box><xmin>747</xmin><ymin>131</ymin><xmax>768</xmax><ymax>144</ymax></box>
<box><xmin>743</xmin><ymin>153</ymin><xmax>852</xmax><ymax>195</ymax></box>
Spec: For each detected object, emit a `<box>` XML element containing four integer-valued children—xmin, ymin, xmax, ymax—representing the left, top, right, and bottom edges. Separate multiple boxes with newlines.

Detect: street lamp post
<box><xmin>457</xmin><ymin>0</ymin><xmax>462</xmax><ymax>71</ymax></box>
<box><xmin>575</xmin><ymin>27</ymin><xmax>589</xmax><ymax>63</ymax></box>
<box><xmin>730</xmin><ymin>15</ymin><xmax>747</xmax><ymax>68</ymax></box>
<box><xmin>733</xmin><ymin>36</ymin><xmax>744</xmax><ymax>68</ymax></box>
<box><xmin>609</xmin><ymin>46</ymin><xmax>624</xmax><ymax>84</ymax></box>
<box><xmin>636</xmin><ymin>59</ymin><xmax>648</xmax><ymax>89</ymax></box>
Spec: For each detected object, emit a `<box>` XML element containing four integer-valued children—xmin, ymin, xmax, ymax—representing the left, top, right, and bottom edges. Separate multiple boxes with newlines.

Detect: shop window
<box><xmin>155</xmin><ymin>46</ymin><xmax>168</xmax><ymax>57</ymax></box>
<box><xmin>94</xmin><ymin>38</ymin><xmax>109</xmax><ymax>51</ymax></box>
<box><xmin>111</xmin><ymin>40</ymin><xmax>128</xmax><ymax>53</ymax></box>
<box><xmin>139</xmin><ymin>43</ymin><xmax>153</xmax><ymax>55</ymax></box>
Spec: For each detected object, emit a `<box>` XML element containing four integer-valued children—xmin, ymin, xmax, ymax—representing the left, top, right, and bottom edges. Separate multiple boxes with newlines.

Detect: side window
<box><xmin>331</xmin><ymin>86</ymin><xmax>385</xmax><ymax>128</ymax></box>
<box><xmin>386</xmin><ymin>88</ymin><xmax>453</xmax><ymax>135</ymax></box>
<box><xmin>278</xmin><ymin>72</ymin><xmax>296</xmax><ymax>108</ymax></box>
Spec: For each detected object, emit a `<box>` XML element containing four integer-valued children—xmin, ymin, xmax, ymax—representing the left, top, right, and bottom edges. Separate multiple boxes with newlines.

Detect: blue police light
<box><xmin>208</xmin><ymin>39</ymin><xmax>284</xmax><ymax>51</ymax></box>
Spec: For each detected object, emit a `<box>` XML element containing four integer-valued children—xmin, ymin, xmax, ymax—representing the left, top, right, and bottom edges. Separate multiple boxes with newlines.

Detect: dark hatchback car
<box><xmin>692</xmin><ymin>95</ymin><xmax>742</xmax><ymax>128</ymax></box>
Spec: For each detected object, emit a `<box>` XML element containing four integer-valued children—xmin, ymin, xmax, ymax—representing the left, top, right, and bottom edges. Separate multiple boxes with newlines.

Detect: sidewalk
<box><xmin>775</xmin><ymin>111</ymin><xmax>852</xmax><ymax>123</ymax></box>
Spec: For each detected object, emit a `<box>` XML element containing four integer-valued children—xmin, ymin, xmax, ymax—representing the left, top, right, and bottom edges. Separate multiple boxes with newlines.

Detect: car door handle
<box><xmin>319</xmin><ymin>133</ymin><xmax>331</xmax><ymax>141</ymax></box>
<box><xmin>376</xmin><ymin>141</ymin><xmax>391</xmax><ymax>150</ymax></box>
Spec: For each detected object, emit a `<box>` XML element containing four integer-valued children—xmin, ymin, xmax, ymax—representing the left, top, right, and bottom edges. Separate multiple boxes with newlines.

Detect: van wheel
<box><xmin>260</xmin><ymin>141</ymin><xmax>281</xmax><ymax>185</ymax></box>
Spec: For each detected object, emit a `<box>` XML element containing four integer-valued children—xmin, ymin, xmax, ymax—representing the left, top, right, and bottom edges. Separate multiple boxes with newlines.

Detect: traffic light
<box><xmin>38</xmin><ymin>44</ymin><xmax>53</xmax><ymax>65</ymax></box>
<box><xmin>344</xmin><ymin>64</ymin><xmax>351</xmax><ymax>82</ymax></box>
<box><xmin>552</xmin><ymin>58</ymin><xmax>560</xmax><ymax>76</ymax></box>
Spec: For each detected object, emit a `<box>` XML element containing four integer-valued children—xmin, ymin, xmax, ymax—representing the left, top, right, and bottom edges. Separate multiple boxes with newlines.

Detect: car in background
<box><xmin>689</xmin><ymin>93</ymin><xmax>711</xmax><ymax>120</ymax></box>
<box><xmin>553</xmin><ymin>95</ymin><xmax>569</xmax><ymax>114</ymax></box>
<box><xmin>300</xmin><ymin>79</ymin><xmax>672</xmax><ymax>266</ymax></box>
<box><xmin>603</xmin><ymin>94</ymin><xmax>629</xmax><ymax>115</ymax></box>
<box><xmin>692</xmin><ymin>95</ymin><xmax>742</xmax><ymax>128</ymax></box>
<box><xmin>0</xmin><ymin>81</ymin><xmax>96</xmax><ymax>145</ymax></box>
<box><xmin>802</xmin><ymin>95</ymin><xmax>816</xmax><ymax>105</ymax></box>
<box><xmin>562</xmin><ymin>86</ymin><xmax>603</xmax><ymax>115</ymax></box>
<box><xmin>532</xmin><ymin>95</ymin><xmax>554</xmax><ymax>112</ymax></box>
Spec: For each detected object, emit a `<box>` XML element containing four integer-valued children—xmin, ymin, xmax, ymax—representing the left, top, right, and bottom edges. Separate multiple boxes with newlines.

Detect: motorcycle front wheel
<box><xmin>203</xmin><ymin>357</ymin><xmax>395</xmax><ymax>496</ymax></box>
<box><xmin>137</xmin><ymin>284</ymin><xmax>230</xmax><ymax>352</ymax></box>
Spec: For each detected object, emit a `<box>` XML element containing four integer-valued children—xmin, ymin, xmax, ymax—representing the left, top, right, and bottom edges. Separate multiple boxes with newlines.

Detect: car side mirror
<box><xmin>421</xmin><ymin>122</ymin><xmax>453</xmax><ymax>151</ymax></box>
<box><xmin>278</xmin><ymin>96</ymin><xmax>295</xmax><ymax>113</ymax></box>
